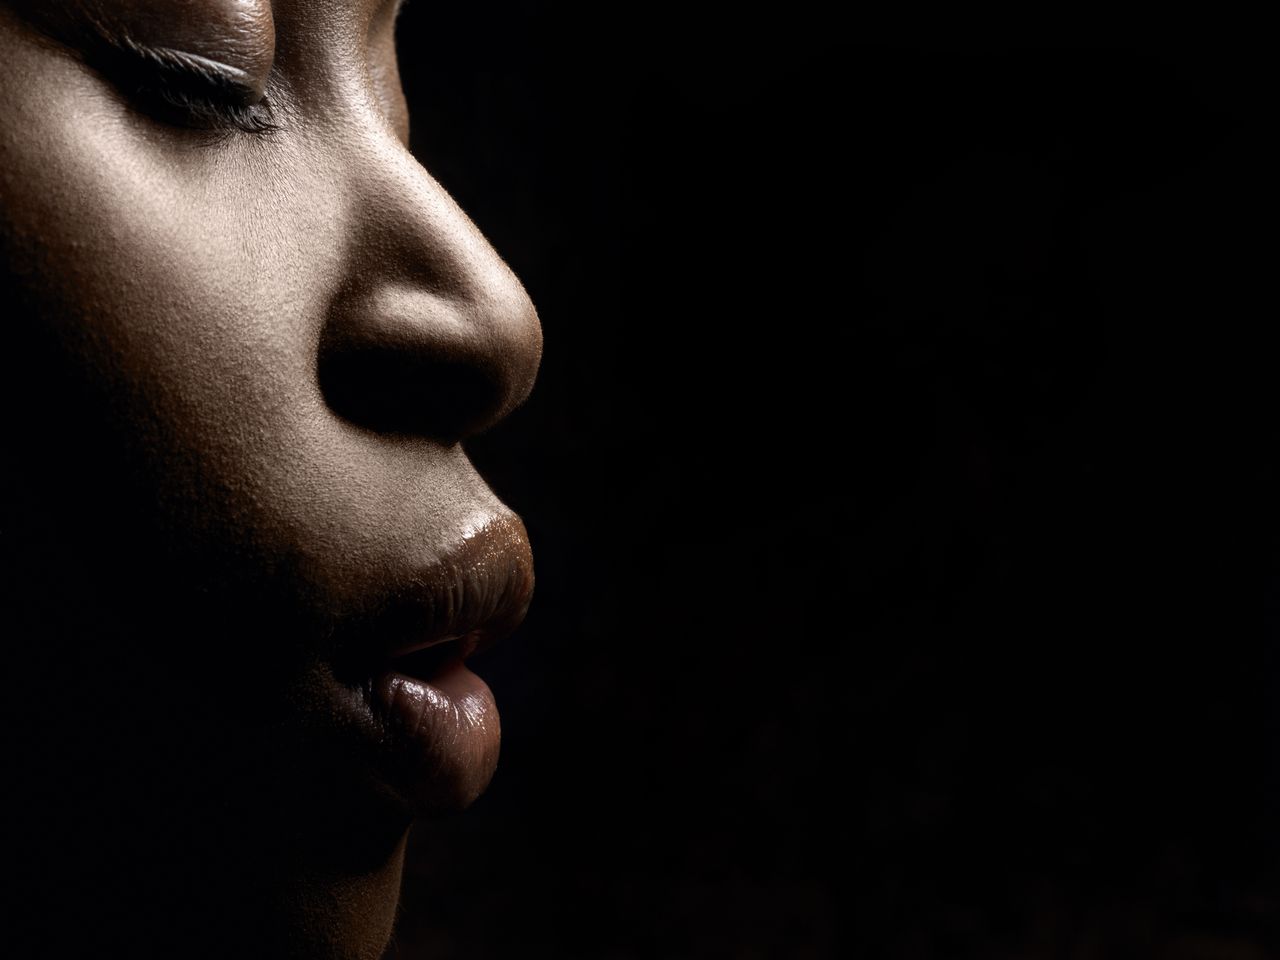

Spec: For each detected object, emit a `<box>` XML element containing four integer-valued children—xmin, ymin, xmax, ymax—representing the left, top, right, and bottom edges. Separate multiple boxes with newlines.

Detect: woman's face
<box><xmin>0</xmin><ymin>1</ymin><xmax>540</xmax><ymax>956</ymax></box>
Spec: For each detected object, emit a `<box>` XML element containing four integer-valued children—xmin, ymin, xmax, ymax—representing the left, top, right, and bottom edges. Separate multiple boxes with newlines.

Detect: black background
<box><xmin>387</xmin><ymin>11</ymin><xmax>1274</xmax><ymax>959</ymax></box>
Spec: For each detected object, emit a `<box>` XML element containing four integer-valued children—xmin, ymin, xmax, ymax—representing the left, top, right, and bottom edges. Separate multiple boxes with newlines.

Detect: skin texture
<box><xmin>0</xmin><ymin>1</ymin><xmax>540</xmax><ymax>957</ymax></box>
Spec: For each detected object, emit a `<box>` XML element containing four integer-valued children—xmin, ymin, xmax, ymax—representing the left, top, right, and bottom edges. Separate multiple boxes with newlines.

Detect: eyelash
<box><xmin>130</xmin><ymin>81</ymin><xmax>279</xmax><ymax>137</ymax></box>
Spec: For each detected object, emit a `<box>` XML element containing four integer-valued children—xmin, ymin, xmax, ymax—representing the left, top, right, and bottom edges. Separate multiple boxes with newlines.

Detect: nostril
<box><xmin>319</xmin><ymin>157</ymin><xmax>542</xmax><ymax>443</ymax></box>
<box><xmin>317</xmin><ymin>333</ymin><xmax>511</xmax><ymax>444</ymax></box>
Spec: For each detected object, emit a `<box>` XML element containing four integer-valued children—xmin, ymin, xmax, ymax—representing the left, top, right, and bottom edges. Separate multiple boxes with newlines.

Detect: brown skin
<box><xmin>0</xmin><ymin>1</ymin><xmax>540</xmax><ymax>957</ymax></box>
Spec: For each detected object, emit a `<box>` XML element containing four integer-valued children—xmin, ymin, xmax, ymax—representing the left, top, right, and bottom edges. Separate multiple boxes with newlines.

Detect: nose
<box><xmin>317</xmin><ymin>150</ymin><xmax>542</xmax><ymax>444</ymax></box>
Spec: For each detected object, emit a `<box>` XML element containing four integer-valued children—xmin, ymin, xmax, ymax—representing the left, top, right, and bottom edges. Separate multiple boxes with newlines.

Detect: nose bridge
<box><xmin>352</xmin><ymin>142</ymin><xmax>506</xmax><ymax>302</ymax></box>
<box><xmin>317</xmin><ymin>129</ymin><xmax>542</xmax><ymax>443</ymax></box>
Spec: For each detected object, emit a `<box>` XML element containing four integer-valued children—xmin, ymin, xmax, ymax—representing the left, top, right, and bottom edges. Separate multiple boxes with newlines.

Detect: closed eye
<box><xmin>101</xmin><ymin>36</ymin><xmax>279</xmax><ymax>136</ymax></box>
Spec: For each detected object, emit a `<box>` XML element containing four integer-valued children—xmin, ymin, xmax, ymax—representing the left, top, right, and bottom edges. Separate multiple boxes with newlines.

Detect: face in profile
<box><xmin>0</xmin><ymin>1</ymin><xmax>540</xmax><ymax>957</ymax></box>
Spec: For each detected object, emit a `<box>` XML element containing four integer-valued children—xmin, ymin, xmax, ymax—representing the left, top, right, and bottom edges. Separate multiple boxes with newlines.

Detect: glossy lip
<box><xmin>332</xmin><ymin>513</ymin><xmax>534</xmax><ymax>818</ymax></box>
<box><xmin>377</xmin><ymin>513</ymin><xmax>534</xmax><ymax>666</ymax></box>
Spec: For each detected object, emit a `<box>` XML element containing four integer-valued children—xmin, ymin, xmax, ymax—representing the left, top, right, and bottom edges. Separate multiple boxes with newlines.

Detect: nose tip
<box><xmin>318</xmin><ymin>228</ymin><xmax>542</xmax><ymax>445</ymax></box>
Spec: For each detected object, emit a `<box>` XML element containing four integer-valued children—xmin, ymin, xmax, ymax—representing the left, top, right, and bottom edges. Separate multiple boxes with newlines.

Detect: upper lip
<box><xmin>335</xmin><ymin>513</ymin><xmax>535</xmax><ymax>678</ymax></box>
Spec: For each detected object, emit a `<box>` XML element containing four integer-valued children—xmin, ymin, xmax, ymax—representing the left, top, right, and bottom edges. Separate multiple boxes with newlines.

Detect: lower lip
<box><xmin>367</xmin><ymin>658</ymin><xmax>501</xmax><ymax>816</ymax></box>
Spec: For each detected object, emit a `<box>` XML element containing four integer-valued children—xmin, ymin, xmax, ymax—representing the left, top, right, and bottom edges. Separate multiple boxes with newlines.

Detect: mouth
<box><xmin>331</xmin><ymin>514</ymin><xmax>533</xmax><ymax>817</ymax></box>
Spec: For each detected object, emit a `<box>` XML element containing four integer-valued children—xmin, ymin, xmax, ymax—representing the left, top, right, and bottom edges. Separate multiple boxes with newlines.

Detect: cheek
<box><xmin>3</xmin><ymin>118</ymin><xmax>287</xmax><ymax>503</ymax></box>
<box><xmin>1</xmin><ymin>44</ymin><xmax>297</xmax><ymax>381</ymax></box>
<box><xmin>0</xmin><ymin>43</ymin><xmax>325</xmax><ymax>597</ymax></box>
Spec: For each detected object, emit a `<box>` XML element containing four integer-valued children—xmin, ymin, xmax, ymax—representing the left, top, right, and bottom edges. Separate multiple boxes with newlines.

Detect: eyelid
<box><xmin>11</xmin><ymin>3</ymin><xmax>279</xmax><ymax>135</ymax></box>
<box><xmin>119</xmin><ymin>38</ymin><xmax>263</xmax><ymax>107</ymax></box>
